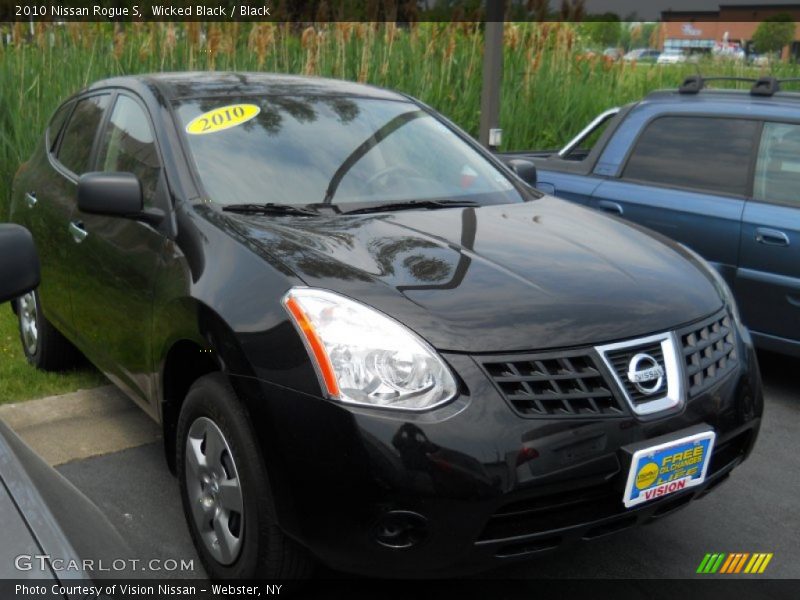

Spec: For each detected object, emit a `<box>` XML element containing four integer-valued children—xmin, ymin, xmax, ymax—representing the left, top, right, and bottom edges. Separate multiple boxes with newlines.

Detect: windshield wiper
<box><xmin>342</xmin><ymin>199</ymin><xmax>480</xmax><ymax>215</ymax></box>
<box><xmin>221</xmin><ymin>203</ymin><xmax>320</xmax><ymax>216</ymax></box>
<box><xmin>323</xmin><ymin>110</ymin><xmax>427</xmax><ymax>204</ymax></box>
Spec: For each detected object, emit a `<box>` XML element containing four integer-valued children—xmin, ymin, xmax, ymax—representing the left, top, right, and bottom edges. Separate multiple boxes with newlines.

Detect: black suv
<box><xmin>9</xmin><ymin>73</ymin><xmax>762</xmax><ymax>579</ymax></box>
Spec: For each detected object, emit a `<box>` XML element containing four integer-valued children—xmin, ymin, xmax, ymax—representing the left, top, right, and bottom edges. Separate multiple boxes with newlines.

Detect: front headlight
<box><xmin>283</xmin><ymin>287</ymin><xmax>458</xmax><ymax>411</ymax></box>
<box><xmin>678</xmin><ymin>243</ymin><xmax>741</xmax><ymax>324</ymax></box>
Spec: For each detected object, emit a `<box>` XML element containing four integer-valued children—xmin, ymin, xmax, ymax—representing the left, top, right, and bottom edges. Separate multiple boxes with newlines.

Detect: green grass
<box><xmin>0</xmin><ymin>306</ymin><xmax>106</xmax><ymax>404</ymax></box>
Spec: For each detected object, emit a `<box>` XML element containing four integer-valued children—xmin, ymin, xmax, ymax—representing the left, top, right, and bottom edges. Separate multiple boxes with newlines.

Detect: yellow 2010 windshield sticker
<box><xmin>185</xmin><ymin>104</ymin><xmax>261</xmax><ymax>135</ymax></box>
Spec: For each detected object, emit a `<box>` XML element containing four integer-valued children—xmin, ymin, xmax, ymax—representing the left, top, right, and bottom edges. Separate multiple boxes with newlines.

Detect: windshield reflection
<box><xmin>177</xmin><ymin>95</ymin><xmax>521</xmax><ymax>209</ymax></box>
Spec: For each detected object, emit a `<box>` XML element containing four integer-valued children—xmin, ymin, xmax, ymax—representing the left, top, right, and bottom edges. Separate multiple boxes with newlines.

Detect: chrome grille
<box><xmin>596</xmin><ymin>332</ymin><xmax>682</xmax><ymax>417</ymax></box>
<box><xmin>680</xmin><ymin>311</ymin><xmax>737</xmax><ymax>396</ymax></box>
<box><xmin>604</xmin><ymin>342</ymin><xmax>665</xmax><ymax>406</ymax></box>
<box><xmin>478</xmin><ymin>352</ymin><xmax>625</xmax><ymax>418</ymax></box>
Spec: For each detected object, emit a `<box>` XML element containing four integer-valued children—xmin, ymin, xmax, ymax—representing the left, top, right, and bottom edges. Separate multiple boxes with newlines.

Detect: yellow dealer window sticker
<box><xmin>185</xmin><ymin>104</ymin><xmax>260</xmax><ymax>135</ymax></box>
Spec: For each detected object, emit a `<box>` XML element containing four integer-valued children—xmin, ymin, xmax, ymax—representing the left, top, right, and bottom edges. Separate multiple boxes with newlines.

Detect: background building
<box><xmin>660</xmin><ymin>4</ymin><xmax>800</xmax><ymax>58</ymax></box>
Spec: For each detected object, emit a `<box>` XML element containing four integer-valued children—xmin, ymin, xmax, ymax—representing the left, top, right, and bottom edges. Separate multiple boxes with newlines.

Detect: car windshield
<box><xmin>175</xmin><ymin>95</ymin><xmax>522</xmax><ymax>209</ymax></box>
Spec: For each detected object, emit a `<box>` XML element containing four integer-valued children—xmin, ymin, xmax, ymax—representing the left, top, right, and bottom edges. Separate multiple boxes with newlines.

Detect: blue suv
<box><xmin>510</xmin><ymin>76</ymin><xmax>800</xmax><ymax>358</ymax></box>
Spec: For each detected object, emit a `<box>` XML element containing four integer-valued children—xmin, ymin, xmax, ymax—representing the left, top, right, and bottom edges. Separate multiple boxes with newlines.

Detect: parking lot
<box><xmin>20</xmin><ymin>350</ymin><xmax>789</xmax><ymax>580</ymax></box>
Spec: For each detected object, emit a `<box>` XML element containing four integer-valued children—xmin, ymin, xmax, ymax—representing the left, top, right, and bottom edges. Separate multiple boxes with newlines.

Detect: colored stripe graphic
<box><xmin>758</xmin><ymin>553</ymin><xmax>773</xmax><ymax>574</ymax></box>
<box><xmin>697</xmin><ymin>553</ymin><xmax>727</xmax><ymax>574</ymax></box>
<box><xmin>720</xmin><ymin>554</ymin><xmax>736</xmax><ymax>574</ymax></box>
<box><xmin>710</xmin><ymin>553</ymin><xmax>726</xmax><ymax>573</ymax></box>
<box><xmin>696</xmin><ymin>554</ymin><xmax>714</xmax><ymax>574</ymax></box>
<box><xmin>723</xmin><ymin>553</ymin><xmax>749</xmax><ymax>574</ymax></box>
<box><xmin>745</xmin><ymin>554</ymin><xmax>760</xmax><ymax>574</ymax></box>
<box><xmin>745</xmin><ymin>553</ymin><xmax>774</xmax><ymax>574</ymax></box>
<box><xmin>734</xmin><ymin>553</ymin><xmax>749</xmax><ymax>573</ymax></box>
<box><xmin>700</xmin><ymin>553</ymin><xmax>774</xmax><ymax>575</ymax></box>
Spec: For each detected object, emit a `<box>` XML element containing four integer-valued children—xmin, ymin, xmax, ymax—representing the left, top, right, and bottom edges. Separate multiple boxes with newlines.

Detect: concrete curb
<box><xmin>0</xmin><ymin>386</ymin><xmax>160</xmax><ymax>466</ymax></box>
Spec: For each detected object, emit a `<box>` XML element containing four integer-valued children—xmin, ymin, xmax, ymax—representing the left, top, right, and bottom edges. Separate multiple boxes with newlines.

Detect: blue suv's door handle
<box><xmin>755</xmin><ymin>227</ymin><xmax>790</xmax><ymax>247</ymax></box>
<box><xmin>598</xmin><ymin>200</ymin><xmax>624</xmax><ymax>215</ymax></box>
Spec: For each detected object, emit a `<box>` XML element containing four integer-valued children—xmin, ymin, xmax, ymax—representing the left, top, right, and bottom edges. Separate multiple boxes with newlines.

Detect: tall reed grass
<box><xmin>2</xmin><ymin>22</ymin><xmax>797</xmax><ymax>212</ymax></box>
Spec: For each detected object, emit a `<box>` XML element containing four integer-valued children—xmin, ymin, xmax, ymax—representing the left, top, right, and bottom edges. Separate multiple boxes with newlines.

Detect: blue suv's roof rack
<box><xmin>678</xmin><ymin>75</ymin><xmax>799</xmax><ymax>97</ymax></box>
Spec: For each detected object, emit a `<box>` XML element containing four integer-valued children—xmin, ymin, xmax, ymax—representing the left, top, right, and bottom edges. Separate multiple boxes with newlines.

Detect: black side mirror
<box><xmin>78</xmin><ymin>172</ymin><xmax>164</xmax><ymax>226</ymax></box>
<box><xmin>507</xmin><ymin>159</ymin><xmax>538</xmax><ymax>187</ymax></box>
<box><xmin>0</xmin><ymin>225</ymin><xmax>40</xmax><ymax>304</ymax></box>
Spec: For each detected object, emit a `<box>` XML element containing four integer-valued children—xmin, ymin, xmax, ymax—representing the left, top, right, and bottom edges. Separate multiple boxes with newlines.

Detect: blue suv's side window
<box><xmin>622</xmin><ymin>116</ymin><xmax>759</xmax><ymax>197</ymax></box>
<box><xmin>753</xmin><ymin>122</ymin><xmax>800</xmax><ymax>206</ymax></box>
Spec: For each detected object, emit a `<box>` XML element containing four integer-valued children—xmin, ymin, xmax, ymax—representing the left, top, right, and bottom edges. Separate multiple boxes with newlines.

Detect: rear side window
<box><xmin>46</xmin><ymin>101</ymin><xmax>73</xmax><ymax>153</ymax></box>
<box><xmin>57</xmin><ymin>94</ymin><xmax>110</xmax><ymax>176</ymax></box>
<box><xmin>754</xmin><ymin>122</ymin><xmax>800</xmax><ymax>206</ymax></box>
<box><xmin>623</xmin><ymin>116</ymin><xmax>759</xmax><ymax>197</ymax></box>
<box><xmin>96</xmin><ymin>95</ymin><xmax>161</xmax><ymax>207</ymax></box>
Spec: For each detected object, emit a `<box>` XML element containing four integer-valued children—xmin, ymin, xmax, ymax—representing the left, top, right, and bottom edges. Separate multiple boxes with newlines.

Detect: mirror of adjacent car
<box><xmin>507</xmin><ymin>159</ymin><xmax>538</xmax><ymax>187</ymax></box>
<box><xmin>77</xmin><ymin>172</ymin><xmax>164</xmax><ymax>226</ymax></box>
<box><xmin>0</xmin><ymin>224</ymin><xmax>40</xmax><ymax>304</ymax></box>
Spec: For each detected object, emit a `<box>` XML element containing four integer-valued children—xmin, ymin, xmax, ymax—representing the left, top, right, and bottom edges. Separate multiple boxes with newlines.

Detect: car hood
<box><xmin>224</xmin><ymin>197</ymin><xmax>722</xmax><ymax>353</ymax></box>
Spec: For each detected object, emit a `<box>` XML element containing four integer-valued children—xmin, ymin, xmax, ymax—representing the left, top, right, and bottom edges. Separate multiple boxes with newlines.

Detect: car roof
<box><xmin>86</xmin><ymin>72</ymin><xmax>409</xmax><ymax>103</ymax></box>
<box><xmin>642</xmin><ymin>88</ymin><xmax>800</xmax><ymax>116</ymax></box>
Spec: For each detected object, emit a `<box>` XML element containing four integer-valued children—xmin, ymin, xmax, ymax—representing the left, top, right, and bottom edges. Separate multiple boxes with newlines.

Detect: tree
<box><xmin>619</xmin><ymin>22</ymin><xmax>656</xmax><ymax>51</ymax></box>
<box><xmin>581</xmin><ymin>13</ymin><xmax>622</xmax><ymax>49</ymax></box>
<box><xmin>752</xmin><ymin>13</ymin><xmax>796</xmax><ymax>56</ymax></box>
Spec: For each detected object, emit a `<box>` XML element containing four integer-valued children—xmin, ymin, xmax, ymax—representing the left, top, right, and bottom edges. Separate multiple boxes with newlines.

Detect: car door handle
<box><xmin>598</xmin><ymin>200</ymin><xmax>624</xmax><ymax>215</ymax></box>
<box><xmin>68</xmin><ymin>221</ymin><xmax>88</xmax><ymax>244</ymax></box>
<box><xmin>25</xmin><ymin>192</ymin><xmax>37</xmax><ymax>208</ymax></box>
<box><xmin>755</xmin><ymin>227</ymin><xmax>790</xmax><ymax>247</ymax></box>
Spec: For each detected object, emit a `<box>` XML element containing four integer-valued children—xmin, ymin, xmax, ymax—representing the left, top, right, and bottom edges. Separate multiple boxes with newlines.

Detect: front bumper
<box><xmin>241</xmin><ymin>318</ymin><xmax>763</xmax><ymax>577</ymax></box>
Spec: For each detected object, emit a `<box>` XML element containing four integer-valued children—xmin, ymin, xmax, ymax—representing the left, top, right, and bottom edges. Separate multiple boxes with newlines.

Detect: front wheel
<box><xmin>176</xmin><ymin>373</ymin><xmax>314</xmax><ymax>579</ymax></box>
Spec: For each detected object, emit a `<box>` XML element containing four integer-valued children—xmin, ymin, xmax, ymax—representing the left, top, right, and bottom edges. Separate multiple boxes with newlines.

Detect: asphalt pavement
<box><xmin>21</xmin><ymin>351</ymin><xmax>800</xmax><ymax>579</ymax></box>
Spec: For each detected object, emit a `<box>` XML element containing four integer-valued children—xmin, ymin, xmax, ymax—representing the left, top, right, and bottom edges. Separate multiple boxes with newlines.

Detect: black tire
<box><xmin>16</xmin><ymin>289</ymin><xmax>81</xmax><ymax>372</ymax></box>
<box><xmin>176</xmin><ymin>373</ymin><xmax>314</xmax><ymax>580</ymax></box>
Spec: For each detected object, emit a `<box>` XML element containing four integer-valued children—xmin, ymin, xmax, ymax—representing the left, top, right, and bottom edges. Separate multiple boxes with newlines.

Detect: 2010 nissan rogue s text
<box><xmin>8</xmin><ymin>73</ymin><xmax>763</xmax><ymax>579</ymax></box>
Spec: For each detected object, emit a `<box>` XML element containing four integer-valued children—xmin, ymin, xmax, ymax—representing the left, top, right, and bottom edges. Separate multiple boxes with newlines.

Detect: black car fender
<box><xmin>153</xmin><ymin>202</ymin><xmax>322</xmax><ymax>471</ymax></box>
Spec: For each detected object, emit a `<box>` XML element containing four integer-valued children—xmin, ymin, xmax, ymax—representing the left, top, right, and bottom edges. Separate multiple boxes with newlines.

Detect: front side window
<box><xmin>47</xmin><ymin>101</ymin><xmax>74</xmax><ymax>153</ymax></box>
<box><xmin>175</xmin><ymin>96</ymin><xmax>521</xmax><ymax>208</ymax></box>
<box><xmin>96</xmin><ymin>95</ymin><xmax>161</xmax><ymax>206</ymax></box>
<box><xmin>623</xmin><ymin>116</ymin><xmax>759</xmax><ymax>197</ymax></box>
<box><xmin>753</xmin><ymin>122</ymin><xmax>800</xmax><ymax>206</ymax></box>
<box><xmin>57</xmin><ymin>94</ymin><xmax>110</xmax><ymax>176</ymax></box>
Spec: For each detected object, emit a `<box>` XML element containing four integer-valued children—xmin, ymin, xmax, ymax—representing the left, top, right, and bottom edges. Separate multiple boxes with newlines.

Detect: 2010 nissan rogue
<box><xmin>8</xmin><ymin>73</ymin><xmax>763</xmax><ymax>579</ymax></box>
